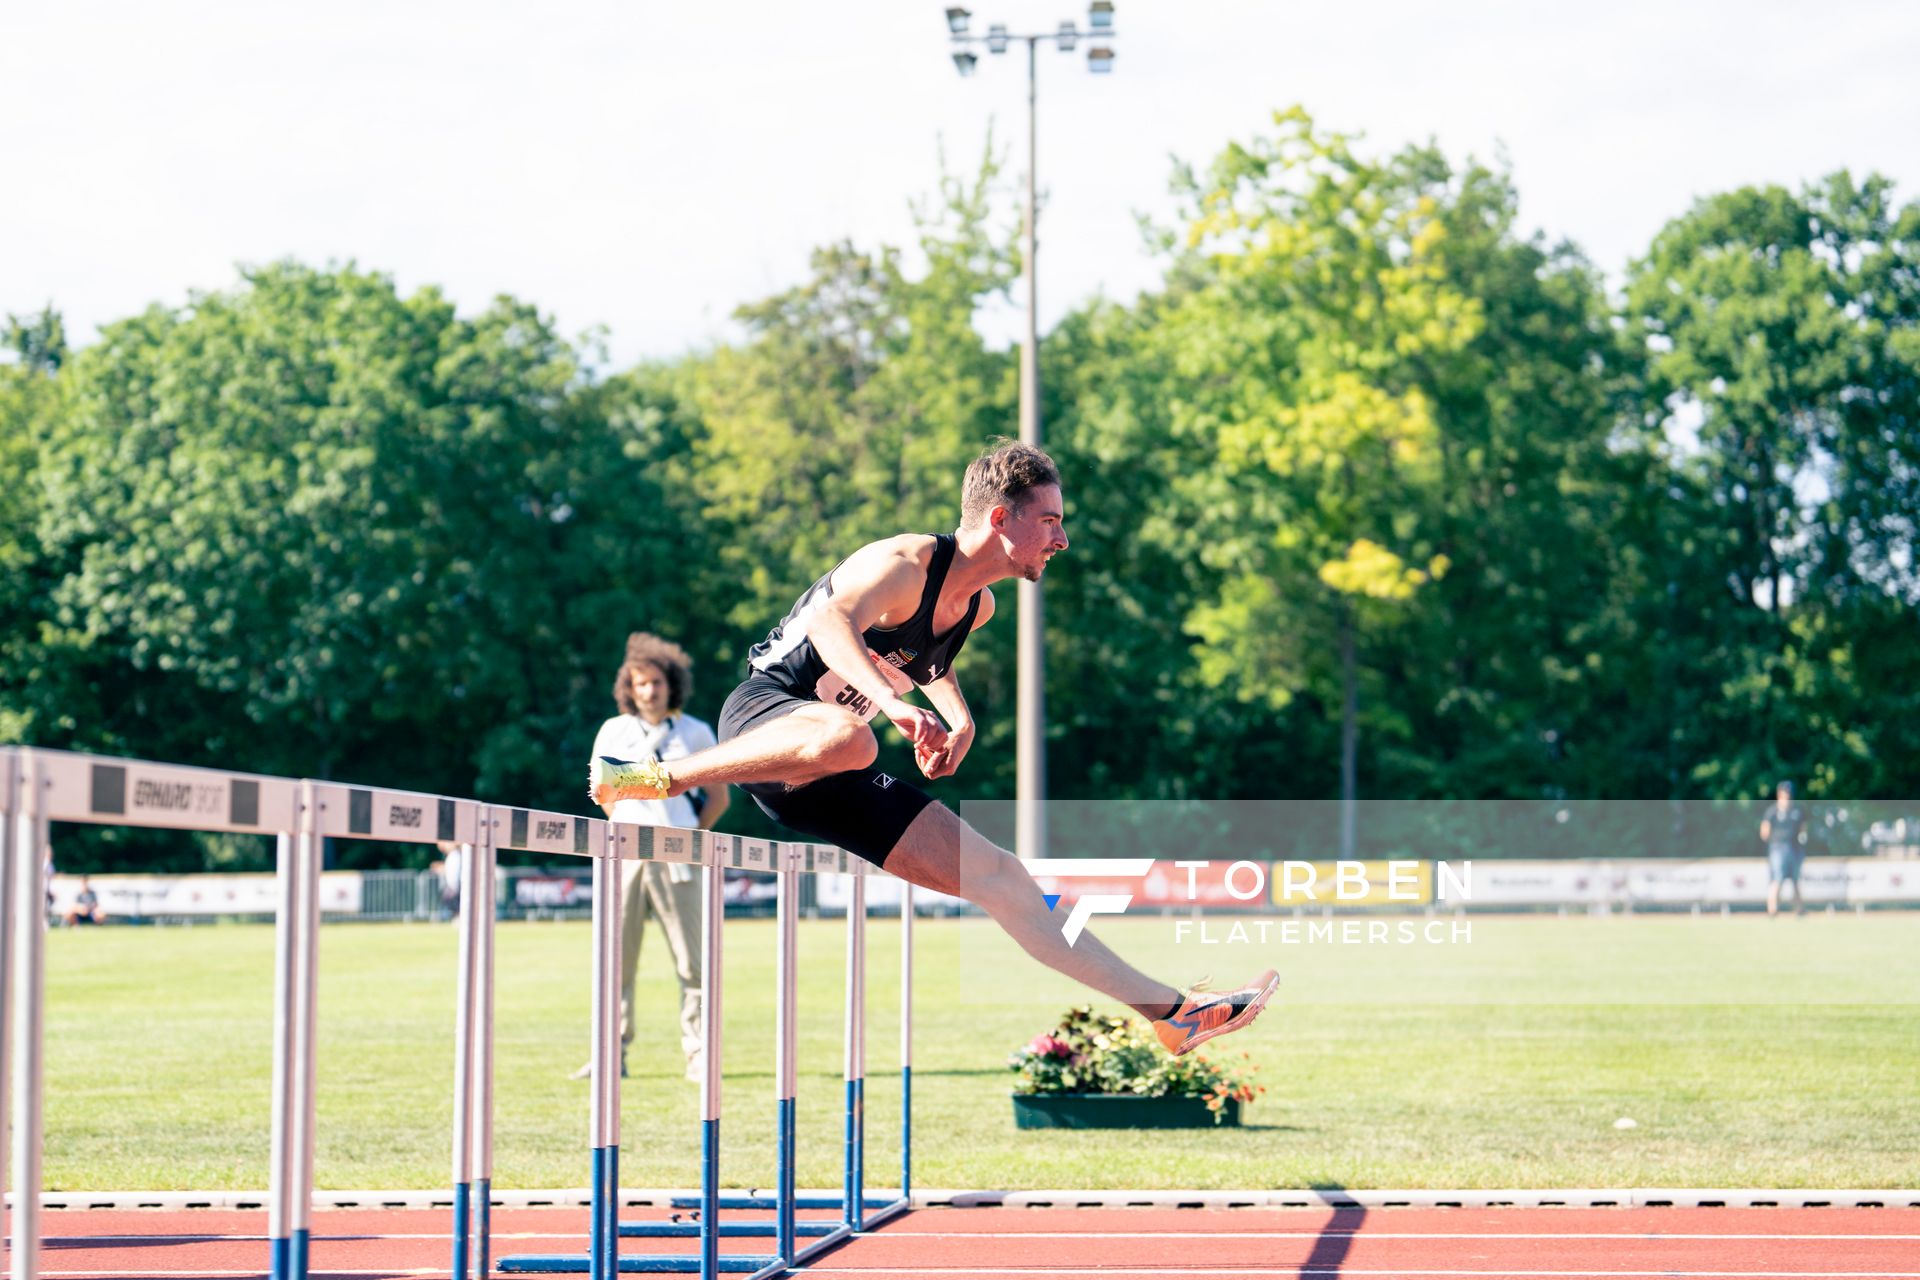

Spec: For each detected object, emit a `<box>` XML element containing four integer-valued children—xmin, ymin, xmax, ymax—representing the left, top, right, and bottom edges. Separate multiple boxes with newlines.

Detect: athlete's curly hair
<box><xmin>613</xmin><ymin>632</ymin><xmax>693</xmax><ymax>715</ymax></box>
<box><xmin>961</xmin><ymin>437</ymin><xmax>1061</xmax><ymax>527</ymax></box>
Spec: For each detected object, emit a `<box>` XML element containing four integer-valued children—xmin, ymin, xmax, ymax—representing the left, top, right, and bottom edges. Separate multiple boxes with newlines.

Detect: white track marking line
<box><xmin>869</xmin><ymin>1231</ymin><xmax>1920</xmax><ymax>1241</ymax></box>
<box><xmin>44</xmin><ymin>1230</ymin><xmax>594</xmax><ymax>1244</ymax></box>
<box><xmin>50</xmin><ymin>1230</ymin><xmax>1920</xmax><ymax>1243</ymax></box>
<box><xmin>791</xmin><ymin>1274</ymin><xmax>1920</xmax><ymax>1280</ymax></box>
<box><xmin>42</xmin><ymin>1272</ymin><xmax>447</xmax><ymax>1278</ymax></box>
<box><xmin>43</xmin><ymin>1272</ymin><xmax>1920</xmax><ymax>1280</ymax></box>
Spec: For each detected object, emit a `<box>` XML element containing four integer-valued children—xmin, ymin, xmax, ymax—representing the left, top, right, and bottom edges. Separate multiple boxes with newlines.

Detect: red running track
<box><xmin>26</xmin><ymin>1204</ymin><xmax>1920</xmax><ymax>1279</ymax></box>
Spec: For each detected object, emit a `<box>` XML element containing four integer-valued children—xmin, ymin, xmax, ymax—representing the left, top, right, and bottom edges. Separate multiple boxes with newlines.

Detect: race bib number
<box><xmin>814</xmin><ymin>655</ymin><xmax>913</xmax><ymax>723</ymax></box>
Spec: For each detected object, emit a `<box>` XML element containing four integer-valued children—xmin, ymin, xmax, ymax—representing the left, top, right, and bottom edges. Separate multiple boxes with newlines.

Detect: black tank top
<box><xmin>747</xmin><ymin>534</ymin><xmax>982</xmax><ymax>722</ymax></box>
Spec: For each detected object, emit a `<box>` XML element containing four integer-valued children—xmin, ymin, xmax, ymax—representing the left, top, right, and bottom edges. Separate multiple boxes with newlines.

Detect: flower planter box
<box><xmin>1012</xmin><ymin>1092</ymin><xmax>1242</xmax><ymax>1130</ymax></box>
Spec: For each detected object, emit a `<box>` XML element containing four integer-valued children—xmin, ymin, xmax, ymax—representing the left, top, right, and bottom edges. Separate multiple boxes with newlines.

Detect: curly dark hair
<box><xmin>613</xmin><ymin>631</ymin><xmax>693</xmax><ymax>715</ymax></box>
<box><xmin>961</xmin><ymin>437</ymin><xmax>1061</xmax><ymax>527</ymax></box>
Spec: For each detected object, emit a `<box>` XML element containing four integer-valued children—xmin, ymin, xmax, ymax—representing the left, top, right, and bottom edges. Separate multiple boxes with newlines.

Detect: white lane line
<box><xmin>44</xmin><ymin>1230</ymin><xmax>594</xmax><ymax>1244</ymax></box>
<box><xmin>792</xmin><ymin>1270</ymin><xmax>1920</xmax><ymax>1278</ymax></box>
<box><xmin>61</xmin><ymin>1269</ymin><xmax>1915</xmax><ymax>1279</ymax></box>
<box><xmin>46</xmin><ymin>1229</ymin><xmax>1920</xmax><ymax>1243</ymax></box>
<box><xmin>867</xmin><ymin>1231</ymin><xmax>1920</xmax><ymax>1241</ymax></box>
<box><xmin>42</xmin><ymin>1272</ymin><xmax>447</xmax><ymax>1278</ymax></box>
<box><xmin>60</xmin><ymin>1230</ymin><xmax>1920</xmax><ymax>1243</ymax></box>
<box><xmin>43</xmin><ymin>1273</ymin><xmax>1920</xmax><ymax>1280</ymax></box>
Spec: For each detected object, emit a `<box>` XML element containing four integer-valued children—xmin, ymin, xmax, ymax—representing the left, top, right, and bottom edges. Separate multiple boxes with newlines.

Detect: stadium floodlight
<box><xmin>941</xmin><ymin>6</ymin><xmax>1120</xmax><ymax>864</ymax></box>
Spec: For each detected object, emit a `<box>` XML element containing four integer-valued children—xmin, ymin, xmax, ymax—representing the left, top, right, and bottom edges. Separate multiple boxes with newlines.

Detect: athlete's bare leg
<box><xmin>881</xmin><ymin>801</ymin><xmax>1182</xmax><ymax>1020</ymax></box>
<box><xmin>591</xmin><ymin>703</ymin><xmax>877</xmax><ymax>805</ymax></box>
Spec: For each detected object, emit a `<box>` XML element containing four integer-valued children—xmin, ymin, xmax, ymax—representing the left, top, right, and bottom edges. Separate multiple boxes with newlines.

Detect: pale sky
<box><xmin>5</xmin><ymin>1</ymin><xmax>1916</xmax><ymax>369</ymax></box>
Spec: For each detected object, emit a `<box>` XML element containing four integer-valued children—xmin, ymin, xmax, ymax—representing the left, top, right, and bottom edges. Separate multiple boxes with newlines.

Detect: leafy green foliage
<box><xmin>6</xmin><ymin>119</ymin><xmax>1915</xmax><ymax>871</ymax></box>
<box><xmin>1625</xmin><ymin>172</ymin><xmax>1920</xmax><ymax>795</ymax></box>
<box><xmin>0</xmin><ymin>307</ymin><xmax>70</xmax><ymax>744</ymax></box>
<box><xmin>31</xmin><ymin>264</ymin><xmax>692</xmax><ymax>863</ymax></box>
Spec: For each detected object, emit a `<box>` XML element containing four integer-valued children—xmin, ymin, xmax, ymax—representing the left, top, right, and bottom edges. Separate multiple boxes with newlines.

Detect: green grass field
<box><xmin>46</xmin><ymin>911</ymin><xmax>1920</xmax><ymax>1191</ymax></box>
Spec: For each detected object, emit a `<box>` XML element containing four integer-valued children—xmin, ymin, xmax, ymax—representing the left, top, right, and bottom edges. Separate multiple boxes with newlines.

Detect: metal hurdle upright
<box><xmin>0</xmin><ymin>748</ymin><xmax>14</xmax><ymax>1277</ymax></box>
<box><xmin>450</xmin><ymin>805</ymin><xmax>502</xmax><ymax>1280</ymax></box>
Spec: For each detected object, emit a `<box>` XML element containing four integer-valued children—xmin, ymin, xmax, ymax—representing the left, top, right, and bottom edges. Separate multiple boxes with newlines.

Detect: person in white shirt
<box><xmin>576</xmin><ymin>632</ymin><xmax>730</xmax><ymax>1081</ymax></box>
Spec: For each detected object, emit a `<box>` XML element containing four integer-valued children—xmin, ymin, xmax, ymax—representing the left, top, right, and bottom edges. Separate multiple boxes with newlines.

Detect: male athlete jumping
<box><xmin>591</xmin><ymin>439</ymin><xmax>1277</xmax><ymax>1055</ymax></box>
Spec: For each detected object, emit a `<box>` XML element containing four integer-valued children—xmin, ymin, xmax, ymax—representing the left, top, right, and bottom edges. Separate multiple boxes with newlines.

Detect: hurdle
<box><xmin>0</xmin><ymin>744</ymin><xmax>918</xmax><ymax>1280</ymax></box>
<box><xmin>649</xmin><ymin>837</ymin><xmax>912</xmax><ymax>1277</ymax></box>
<box><xmin>498</xmin><ymin>833</ymin><xmax>913</xmax><ymax>1278</ymax></box>
<box><xmin>0</xmin><ymin>748</ymin><xmax>312</xmax><ymax>1278</ymax></box>
<box><xmin>0</xmin><ymin>746</ymin><xmax>504</xmax><ymax>1280</ymax></box>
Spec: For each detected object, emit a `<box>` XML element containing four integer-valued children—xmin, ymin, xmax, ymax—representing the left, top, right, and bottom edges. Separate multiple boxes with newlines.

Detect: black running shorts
<box><xmin>716</xmin><ymin>674</ymin><xmax>936</xmax><ymax>869</ymax></box>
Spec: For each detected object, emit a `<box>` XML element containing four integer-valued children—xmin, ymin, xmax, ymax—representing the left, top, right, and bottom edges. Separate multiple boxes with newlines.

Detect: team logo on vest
<box><xmin>872</xmin><ymin>774</ymin><xmax>896</xmax><ymax>790</ymax></box>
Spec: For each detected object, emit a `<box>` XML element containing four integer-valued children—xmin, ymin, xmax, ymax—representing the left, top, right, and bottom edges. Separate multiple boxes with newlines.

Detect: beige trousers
<box><xmin>618</xmin><ymin>858</ymin><xmax>703</xmax><ymax>1063</ymax></box>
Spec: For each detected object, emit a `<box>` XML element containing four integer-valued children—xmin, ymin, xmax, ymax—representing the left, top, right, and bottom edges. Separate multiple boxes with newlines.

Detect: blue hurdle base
<box><xmin>668</xmin><ymin>1194</ymin><xmax>894</xmax><ymax>1211</ymax></box>
<box><xmin>617</xmin><ymin>1221</ymin><xmax>838</xmax><ymax>1238</ymax></box>
<box><xmin>741</xmin><ymin>1199</ymin><xmax>908</xmax><ymax>1280</ymax></box>
<box><xmin>499</xmin><ymin>1255</ymin><xmax>773</xmax><ymax>1274</ymax></box>
<box><xmin>848</xmin><ymin>1077</ymin><xmax>864</xmax><ymax>1229</ymax></box>
<box><xmin>594</xmin><ymin>1144</ymin><xmax>618</xmax><ymax>1278</ymax></box>
<box><xmin>776</xmin><ymin>1095</ymin><xmax>796</xmax><ymax>1259</ymax></box>
<box><xmin>454</xmin><ymin>1181</ymin><xmax>471</xmax><ymax>1279</ymax></box>
<box><xmin>292</xmin><ymin>1227</ymin><xmax>309</xmax><ymax>1278</ymax></box>
<box><xmin>271</xmin><ymin>1234</ymin><xmax>290</xmax><ymax>1280</ymax></box>
<box><xmin>501</xmin><ymin>1197</ymin><xmax>912</xmax><ymax>1277</ymax></box>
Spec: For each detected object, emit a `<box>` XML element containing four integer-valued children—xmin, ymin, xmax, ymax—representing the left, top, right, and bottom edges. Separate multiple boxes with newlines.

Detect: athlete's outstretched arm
<box><xmin>916</xmin><ymin>587</ymin><xmax>994</xmax><ymax>779</ymax></box>
<box><xmin>917</xmin><ymin>673</ymin><xmax>973</xmax><ymax>779</ymax></box>
<box><xmin>806</xmin><ymin>539</ymin><xmax>950</xmax><ymax>753</ymax></box>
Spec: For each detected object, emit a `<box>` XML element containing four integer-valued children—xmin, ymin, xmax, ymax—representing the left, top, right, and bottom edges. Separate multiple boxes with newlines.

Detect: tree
<box><xmin>672</xmin><ymin>148</ymin><xmax>1021</xmax><ymax>810</ymax></box>
<box><xmin>35</xmin><ymin>262</ymin><xmax>688</xmax><ymax>862</ymax></box>
<box><xmin>0</xmin><ymin>307</ymin><xmax>70</xmax><ymax>744</ymax></box>
<box><xmin>1148</xmin><ymin>110</ymin><xmax>1474</xmax><ymax>848</ymax></box>
<box><xmin>1626</xmin><ymin>171</ymin><xmax>1920</xmax><ymax>794</ymax></box>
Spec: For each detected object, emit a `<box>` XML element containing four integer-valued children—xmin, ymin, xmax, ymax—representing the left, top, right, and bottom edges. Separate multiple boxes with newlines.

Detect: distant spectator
<box><xmin>64</xmin><ymin>876</ymin><xmax>107</xmax><ymax>927</ymax></box>
<box><xmin>575</xmin><ymin>631</ymin><xmax>729</xmax><ymax>1082</ymax></box>
<box><xmin>1761</xmin><ymin>780</ymin><xmax>1808</xmax><ymax>918</ymax></box>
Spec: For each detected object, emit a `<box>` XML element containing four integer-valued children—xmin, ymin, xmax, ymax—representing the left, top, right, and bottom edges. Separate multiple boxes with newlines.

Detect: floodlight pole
<box><xmin>949</xmin><ymin>9</ymin><xmax>1117</xmax><ymax>864</ymax></box>
<box><xmin>1016</xmin><ymin>34</ymin><xmax>1045</xmax><ymax>867</ymax></box>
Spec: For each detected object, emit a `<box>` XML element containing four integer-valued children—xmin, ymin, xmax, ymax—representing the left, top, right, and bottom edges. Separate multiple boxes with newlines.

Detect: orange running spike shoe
<box><xmin>588</xmin><ymin>756</ymin><xmax>672</xmax><ymax>805</ymax></box>
<box><xmin>1153</xmin><ymin>970</ymin><xmax>1281</xmax><ymax>1057</ymax></box>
